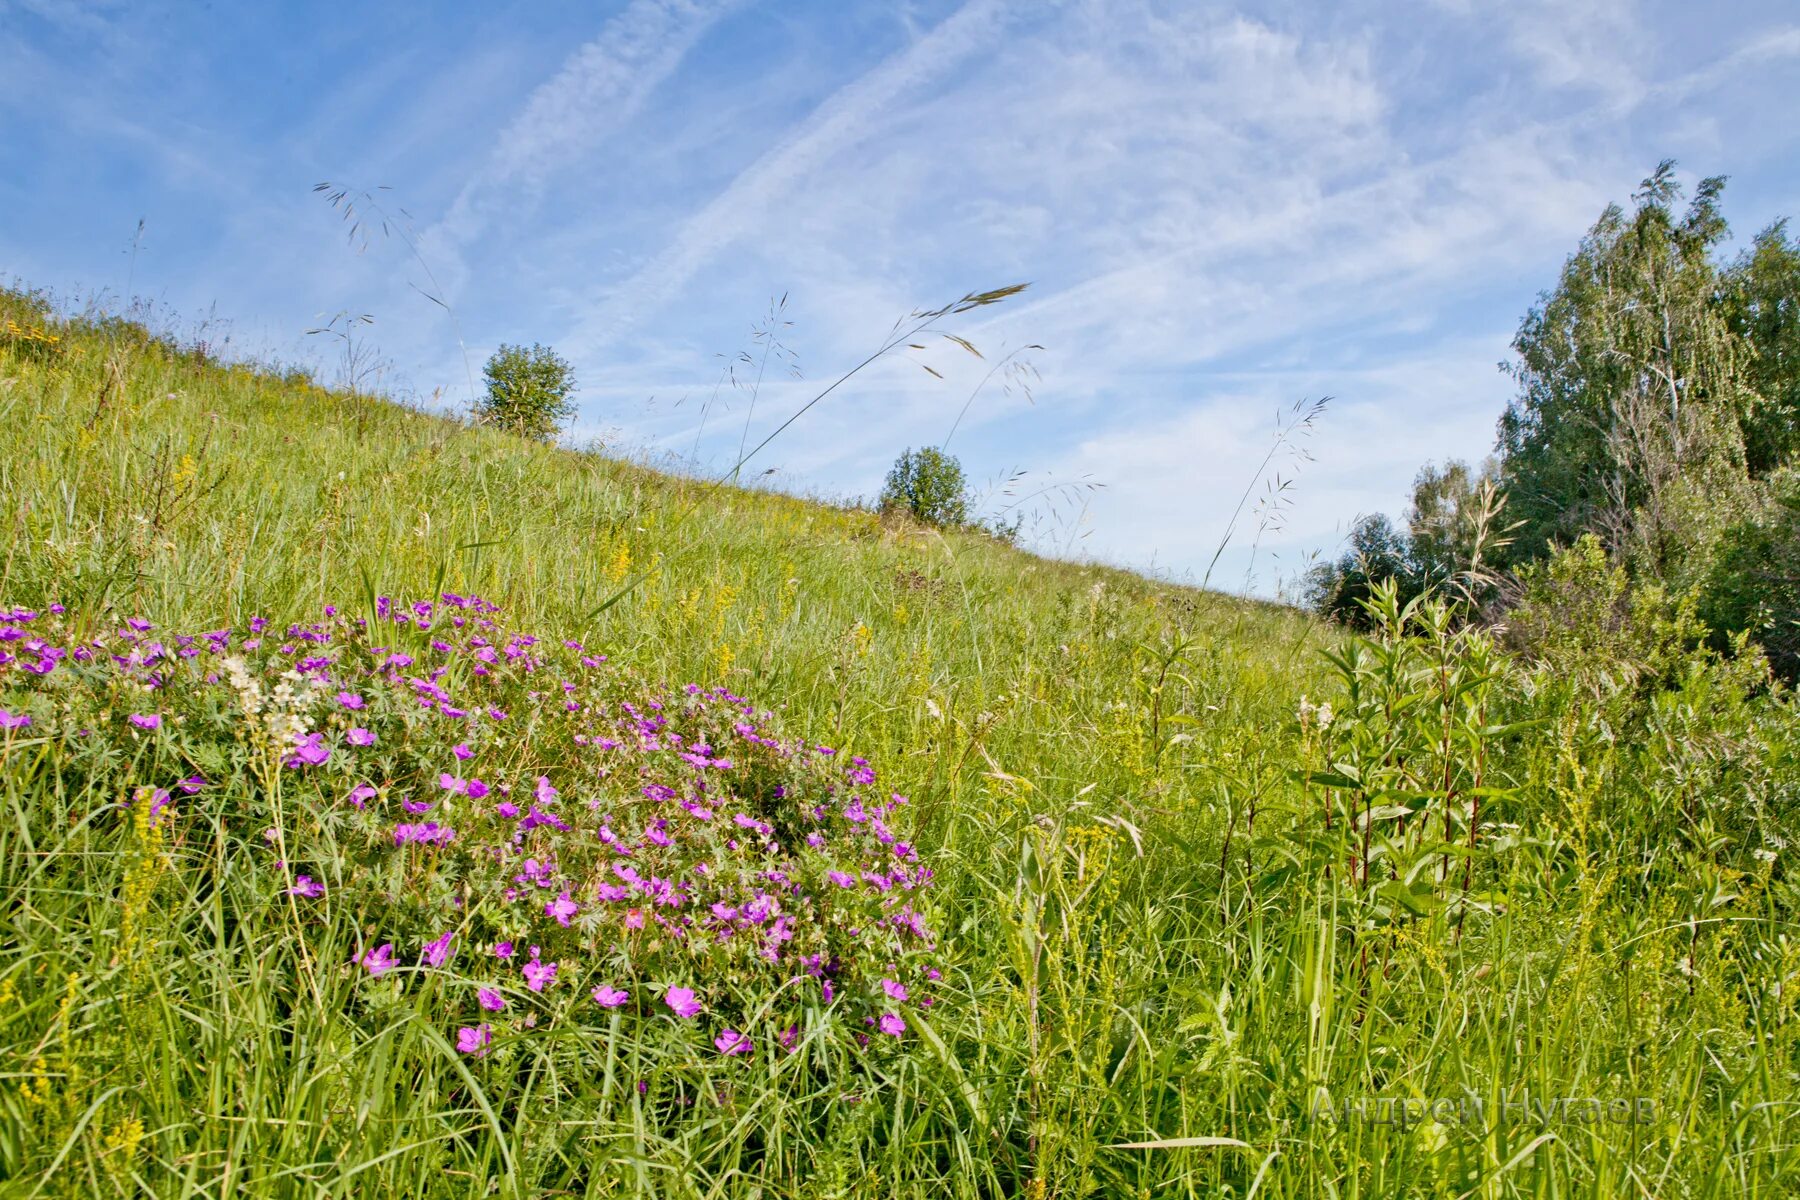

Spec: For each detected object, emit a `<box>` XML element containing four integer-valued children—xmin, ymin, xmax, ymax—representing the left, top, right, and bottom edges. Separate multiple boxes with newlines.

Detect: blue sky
<box><xmin>5</xmin><ymin>0</ymin><xmax>1799</xmax><ymax>596</ymax></box>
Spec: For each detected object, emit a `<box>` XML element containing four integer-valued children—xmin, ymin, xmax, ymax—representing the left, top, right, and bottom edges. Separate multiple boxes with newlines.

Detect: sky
<box><xmin>4</xmin><ymin>0</ymin><xmax>1799</xmax><ymax>598</ymax></box>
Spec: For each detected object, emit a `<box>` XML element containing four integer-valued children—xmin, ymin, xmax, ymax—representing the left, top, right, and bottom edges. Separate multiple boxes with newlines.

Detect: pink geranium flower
<box><xmin>591</xmin><ymin>985</ymin><xmax>629</xmax><ymax>1008</ymax></box>
<box><xmin>545</xmin><ymin>891</ymin><xmax>578</xmax><ymax>927</ymax></box>
<box><xmin>360</xmin><ymin>944</ymin><xmax>397</xmax><ymax>976</ymax></box>
<box><xmin>421</xmin><ymin>930</ymin><xmax>455</xmax><ymax>968</ymax></box>
<box><xmin>456</xmin><ymin>1024</ymin><xmax>492</xmax><ymax>1055</ymax></box>
<box><xmin>714</xmin><ymin>1028</ymin><xmax>752</xmax><ymax>1056</ymax></box>
<box><xmin>522</xmin><ymin>952</ymin><xmax>557</xmax><ymax>993</ymax></box>
<box><xmin>664</xmin><ymin>986</ymin><xmax>702</xmax><ymax>1018</ymax></box>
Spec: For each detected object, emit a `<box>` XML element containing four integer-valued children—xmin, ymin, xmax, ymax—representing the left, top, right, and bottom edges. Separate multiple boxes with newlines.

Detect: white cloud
<box><xmin>426</xmin><ymin>0</ymin><xmax>744</xmax><ymax>286</ymax></box>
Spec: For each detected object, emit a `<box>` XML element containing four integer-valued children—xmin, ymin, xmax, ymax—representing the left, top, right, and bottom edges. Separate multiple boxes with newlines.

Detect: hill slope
<box><xmin>1</xmin><ymin>288</ymin><xmax>1796</xmax><ymax>1198</ymax></box>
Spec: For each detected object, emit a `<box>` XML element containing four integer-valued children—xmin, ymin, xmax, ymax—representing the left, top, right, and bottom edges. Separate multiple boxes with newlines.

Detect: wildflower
<box><xmin>878</xmin><ymin>1012</ymin><xmax>906</xmax><ymax>1037</ymax></box>
<box><xmin>360</xmin><ymin>944</ymin><xmax>397</xmax><ymax>976</ymax></box>
<box><xmin>545</xmin><ymin>891</ymin><xmax>579</xmax><ymax>927</ymax></box>
<box><xmin>522</xmin><ymin>954</ymin><xmax>557</xmax><ymax>992</ymax></box>
<box><xmin>881</xmin><ymin>978</ymin><xmax>908</xmax><ymax>1002</ymax></box>
<box><xmin>664</xmin><ymin>986</ymin><xmax>703</xmax><ymax>1018</ymax></box>
<box><xmin>347</xmin><ymin>784</ymin><xmax>378</xmax><ymax>808</ymax></box>
<box><xmin>288</xmin><ymin>875</ymin><xmax>325</xmax><ymax>898</ymax></box>
<box><xmin>177</xmin><ymin>774</ymin><xmax>208</xmax><ymax>794</ymax></box>
<box><xmin>452</xmin><ymin>743</ymin><xmax>474</xmax><ymax>760</ymax></box>
<box><xmin>478</xmin><ymin>987</ymin><xmax>506</xmax><ymax>1011</ymax></box>
<box><xmin>714</xmin><ymin>1028</ymin><xmax>752</xmax><ymax>1056</ymax></box>
<box><xmin>535</xmin><ymin>775</ymin><xmax>558</xmax><ymax>803</ymax></box>
<box><xmin>421</xmin><ymin>930</ymin><xmax>455</xmax><ymax>968</ymax></box>
<box><xmin>777</xmin><ymin>1024</ymin><xmax>800</xmax><ymax>1052</ymax></box>
<box><xmin>128</xmin><ymin>713</ymin><xmax>162</xmax><ymax>730</ymax></box>
<box><xmin>285</xmin><ymin>731</ymin><xmax>329</xmax><ymax>768</ymax></box>
<box><xmin>0</xmin><ymin>710</ymin><xmax>30</xmax><ymax>730</ymax></box>
<box><xmin>494</xmin><ymin>941</ymin><xmax>516</xmax><ymax>960</ymax></box>
<box><xmin>337</xmin><ymin>692</ymin><xmax>365</xmax><ymax>710</ymax></box>
<box><xmin>346</xmin><ymin>727</ymin><xmax>375</xmax><ymax>747</ymax></box>
<box><xmin>456</xmin><ymin>1024</ymin><xmax>492</xmax><ymax>1055</ymax></box>
<box><xmin>592</xmin><ymin>985</ymin><xmax>629</xmax><ymax>1008</ymax></box>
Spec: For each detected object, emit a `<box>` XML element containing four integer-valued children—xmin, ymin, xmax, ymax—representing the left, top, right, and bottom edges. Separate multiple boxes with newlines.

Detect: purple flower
<box><xmin>360</xmin><ymin>944</ymin><xmax>397</xmax><ymax>976</ymax></box>
<box><xmin>346</xmin><ymin>727</ymin><xmax>375</xmax><ymax>747</ymax></box>
<box><xmin>477</xmin><ymin>987</ymin><xmax>506</xmax><ymax>1012</ymax></box>
<box><xmin>664</xmin><ymin>986</ymin><xmax>703</xmax><ymax>1018</ymax></box>
<box><xmin>714</xmin><ymin>1028</ymin><xmax>752</xmax><ymax>1056</ymax></box>
<box><xmin>456</xmin><ymin>1024</ymin><xmax>492</xmax><ymax>1056</ymax></box>
<box><xmin>177</xmin><ymin>774</ymin><xmax>208</xmax><ymax>794</ymax></box>
<box><xmin>777</xmin><ymin>1024</ymin><xmax>801</xmax><ymax>1052</ymax></box>
<box><xmin>128</xmin><ymin>713</ymin><xmax>162</xmax><ymax>730</ymax></box>
<box><xmin>878</xmin><ymin>1012</ymin><xmax>906</xmax><ymax>1037</ymax></box>
<box><xmin>545</xmin><ymin>891</ymin><xmax>579</xmax><ymax>927</ymax></box>
<box><xmin>591</xmin><ymin>985</ymin><xmax>629</xmax><ymax>1008</ymax></box>
<box><xmin>452</xmin><ymin>742</ymin><xmax>474</xmax><ymax>761</ymax></box>
<box><xmin>284</xmin><ymin>731</ymin><xmax>329</xmax><ymax>768</ymax></box>
<box><xmin>522</xmin><ymin>957</ymin><xmax>557</xmax><ymax>993</ymax></box>
<box><xmin>347</xmin><ymin>784</ymin><xmax>378</xmax><ymax>808</ymax></box>
<box><xmin>494</xmin><ymin>941</ymin><xmax>515</xmax><ymax>960</ymax></box>
<box><xmin>535</xmin><ymin>776</ymin><xmax>558</xmax><ymax>804</ymax></box>
<box><xmin>337</xmin><ymin>692</ymin><xmax>365</xmax><ymax>710</ymax></box>
<box><xmin>0</xmin><ymin>710</ymin><xmax>30</xmax><ymax>730</ymax></box>
<box><xmin>287</xmin><ymin>875</ymin><xmax>325</xmax><ymax>899</ymax></box>
<box><xmin>421</xmin><ymin>930</ymin><xmax>455</xmax><ymax>968</ymax></box>
<box><xmin>881</xmin><ymin>978</ymin><xmax>909</xmax><ymax>1002</ymax></box>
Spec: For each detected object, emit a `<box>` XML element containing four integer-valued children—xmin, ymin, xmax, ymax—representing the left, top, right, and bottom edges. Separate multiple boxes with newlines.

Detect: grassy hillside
<box><xmin>0</xmin><ymin>287</ymin><xmax>1796</xmax><ymax>1198</ymax></box>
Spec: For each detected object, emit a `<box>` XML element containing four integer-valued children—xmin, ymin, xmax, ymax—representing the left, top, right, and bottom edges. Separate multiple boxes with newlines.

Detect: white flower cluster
<box><xmin>220</xmin><ymin>658</ymin><xmax>326</xmax><ymax>748</ymax></box>
<box><xmin>1297</xmin><ymin>695</ymin><xmax>1334</xmax><ymax>731</ymax></box>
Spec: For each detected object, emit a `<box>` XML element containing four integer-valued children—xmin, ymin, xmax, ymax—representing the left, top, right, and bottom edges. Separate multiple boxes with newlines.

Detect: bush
<box><xmin>1697</xmin><ymin>467</ymin><xmax>1800</xmax><ymax>680</ymax></box>
<box><xmin>878</xmin><ymin>447</ymin><xmax>970</xmax><ymax>528</ymax></box>
<box><xmin>1303</xmin><ymin>513</ymin><xmax>1424</xmax><ymax>627</ymax></box>
<box><xmin>475</xmin><ymin>343</ymin><xmax>576</xmax><ymax>441</ymax></box>
<box><xmin>1502</xmin><ymin>534</ymin><xmax>1709</xmax><ymax>689</ymax></box>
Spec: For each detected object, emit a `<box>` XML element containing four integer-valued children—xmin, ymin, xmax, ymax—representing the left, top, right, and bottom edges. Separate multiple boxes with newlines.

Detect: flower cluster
<box><xmin>1</xmin><ymin>317</ymin><xmax>61</xmax><ymax>348</ymax></box>
<box><xmin>0</xmin><ymin>595</ymin><xmax>940</xmax><ymax>1061</ymax></box>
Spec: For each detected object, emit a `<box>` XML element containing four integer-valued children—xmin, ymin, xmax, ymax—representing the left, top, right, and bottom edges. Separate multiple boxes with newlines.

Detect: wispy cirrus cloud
<box><xmin>427</xmin><ymin>0</ymin><xmax>746</xmax><ymax>286</ymax></box>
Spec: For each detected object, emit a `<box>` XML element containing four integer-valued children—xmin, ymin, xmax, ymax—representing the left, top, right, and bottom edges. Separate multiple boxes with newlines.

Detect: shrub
<box><xmin>1303</xmin><ymin>512</ymin><xmax>1424</xmax><ymax>627</ymax></box>
<box><xmin>1697</xmin><ymin>467</ymin><xmax>1800</xmax><ymax>680</ymax></box>
<box><xmin>1502</xmin><ymin>533</ymin><xmax>1709</xmax><ymax>689</ymax></box>
<box><xmin>475</xmin><ymin>343</ymin><xmax>577</xmax><ymax>441</ymax></box>
<box><xmin>878</xmin><ymin>447</ymin><xmax>970</xmax><ymax>528</ymax></box>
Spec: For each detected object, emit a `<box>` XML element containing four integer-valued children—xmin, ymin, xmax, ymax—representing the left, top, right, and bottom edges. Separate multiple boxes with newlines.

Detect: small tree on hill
<box><xmin>880</xmin><ymin>446</ymin><xmax>970</xmax><ymax>528</ymax></box>
<box><xmin>477</xmin><ymin>343</ymin><xmax>576</xmax><ymax>441</ymax></box>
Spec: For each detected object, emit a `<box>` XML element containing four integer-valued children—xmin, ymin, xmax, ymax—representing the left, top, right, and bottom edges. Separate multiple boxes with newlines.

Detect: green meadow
<box><xmin>0</xmin><ymin>285</ymin><xmax>1795</xmax><ymax>1198</ymax></box>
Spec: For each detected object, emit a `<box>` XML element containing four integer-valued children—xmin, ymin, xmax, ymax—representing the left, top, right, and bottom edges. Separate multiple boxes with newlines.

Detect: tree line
<box><xmin>1309</xmin><ymin>161</ymin><xmax>1800</xmax><ymax>679</ymax></box>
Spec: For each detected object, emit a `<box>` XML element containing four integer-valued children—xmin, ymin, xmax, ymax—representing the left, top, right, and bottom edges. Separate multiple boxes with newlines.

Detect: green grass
<box><xmin>0</xmin><ymin>289</ymin><xmax>1796</xmax><ymax>1198</ymax></box>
